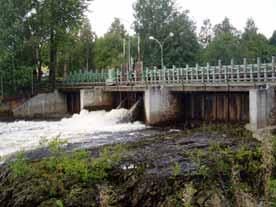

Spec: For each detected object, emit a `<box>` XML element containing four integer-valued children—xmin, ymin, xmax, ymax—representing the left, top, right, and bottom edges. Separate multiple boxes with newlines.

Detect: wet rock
<box><xmin>0</xmin><ymin>127</ymin><xmax>263</xmax><ymax>206</ymax></box>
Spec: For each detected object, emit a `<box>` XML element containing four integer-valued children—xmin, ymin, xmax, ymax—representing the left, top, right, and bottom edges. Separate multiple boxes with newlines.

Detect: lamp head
<box><xmin>149</xmin><ymin>36</ymin><xmax>154</xmax><ymax>40</ymax></box>
<box><xmin>169</xmin><ymin>32</ymin><xmax>174</xmax><ymax>37</ymax></box>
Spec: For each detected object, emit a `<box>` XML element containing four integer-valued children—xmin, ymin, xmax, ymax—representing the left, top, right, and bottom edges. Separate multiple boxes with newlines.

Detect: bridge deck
<box><xmin>59</xmin><ymin>82</ymin><xmax>275</xmax><ymax>92</ymax></box>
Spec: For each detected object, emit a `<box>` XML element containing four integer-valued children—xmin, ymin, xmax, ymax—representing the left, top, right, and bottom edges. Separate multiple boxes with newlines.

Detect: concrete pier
<box><xmin>249</xmin><ymin>86</ymin><xmax>276</xmax><ymax>130</ymax></box>
<box><xmin>80</xmin><ymin>88</ymin><xmax>113</xmax><ymax>111</ymax></box>
<box><xmin>144</xmin><ymin>87</ymin><xmax>181</xmax><ymax>125</ymax></box>
<box><xmin>13</xmin><ymin>90</ymin><xmax>67</xmax><ymax>118</ymax></box>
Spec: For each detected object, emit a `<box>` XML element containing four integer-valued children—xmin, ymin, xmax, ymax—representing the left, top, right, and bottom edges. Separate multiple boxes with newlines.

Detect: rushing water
<box><xmin>0</xmin><ymin>109</ymin><xmax>148</xmax><ymax>158</ymax></box>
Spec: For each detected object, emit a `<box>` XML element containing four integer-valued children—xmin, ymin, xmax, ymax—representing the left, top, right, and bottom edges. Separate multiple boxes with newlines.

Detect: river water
<box><xmin>0</xmin><ymin>109</ymin><xmax>150</xmax><ymax>158</ymax></box>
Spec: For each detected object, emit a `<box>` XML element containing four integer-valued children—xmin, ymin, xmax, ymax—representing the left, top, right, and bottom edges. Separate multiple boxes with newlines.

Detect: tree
<box><xmin>241</xmin><ymin>19</ymin><xmax>272</xmax><ymax>62</ymax></box>
<box><xmin>213</xmin><ymin>17</ymin><xmax>240</xmax><ymax>37</ymax></box>
<box><xmin>199</xmin><ymin>19</ymin><xmax>213</xmax><ymax>48</ymax></box>
<box><xmin>39</xmin><ymin>0</ymin><xmax>91</xmax><ymax>88</ymax></box>
<box><xmin>80</xmin><ymin>19</ymin><xmax>96</xmax><ymax>71</ymax></box>
<box><xmin>0</xmin><ymin>0</ymin><xmax>93</xmax><ymax>96</ymax></box>
<box><xmin>95</xmin><ymin>18</ymin><xmax>127</xmax><ymax>69</ymax></box>
<box><xmin>108</xmin><ymin>18</ymin><xmax>127</xmax><ymax>38</ymax></box>
<box><xmin>0</xmin><ymin>0</ymin><xmax>35</xmax><ymax>95</ymax></box>
<box><xmin>202</xmin><ymin>32</ymin><xmax>243</xmax><ymax>64</ymax></box>
<box><xmin>244</xmin><ymin>18</ymin><xmax>258</xmax><ymax>36</ymax></box>
<box><xmin>164</xmin><ymin>11</ymin><xmax>200</xmax><ymax>66</ymax></box>
<box><xmin>270</xmin><ymin>31</ymin><xmax>276</xmax><ymax>46</ymax></box>
<box><xmin>133</xmin><ymin>0</ymin><xmax>199</xmax><ymax>67</ymax></box>
<box><xmin>201</xmin><ymin>18</ymin><xmax>242</xmax><ymax>64</ymax></box>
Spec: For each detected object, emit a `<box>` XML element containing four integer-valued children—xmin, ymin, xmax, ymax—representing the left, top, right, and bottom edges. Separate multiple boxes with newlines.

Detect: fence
<box><xmin>63</xmin><ymin>57</ymin><xmax>276</xmax><ymax>86</ymax></box>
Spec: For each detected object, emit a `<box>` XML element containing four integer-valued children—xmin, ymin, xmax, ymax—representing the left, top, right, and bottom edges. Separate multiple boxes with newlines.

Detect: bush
<box><xmin>9</xmin><ymin>137</ymin><xmax>125</xmax><ymax>184</ymax></box>
<box><xmin>91</xmin><ymin>145</ymin><xmax>124</xmax><ymax>181</ymax></box>
<box><xmin>9</xmin><ymin>151</ymin><xmax>33</xmax><ymax>178</ymax></box>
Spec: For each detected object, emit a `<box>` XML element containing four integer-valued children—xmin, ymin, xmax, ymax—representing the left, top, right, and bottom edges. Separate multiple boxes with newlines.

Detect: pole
<box><xmin>128</xmin><ymin>37</ymin><xmax>131</xmax><ymax>71</ymax></box>
<box><xmin>31</xmin><ymin>69</ymin><xmax>34</xmax><ymax>95</ymax></box>
<box><xmin>138</xmin><ymin>35</ymin><xmax>141</xmax><ymax>62</ymax></box>
<box><xmin>1</xmin><ymin>76</ymin><xmax>3</xmax><ymax>97</ymax></box>
<box><xmin>160</xmin><ymin>43</ymin><xmax>164</xmax><ymax>69</ymax></box>
<box><xmin>123</xmin><ymin>39</ymin><xmax>126</xmax><ymax>57</ymax></box>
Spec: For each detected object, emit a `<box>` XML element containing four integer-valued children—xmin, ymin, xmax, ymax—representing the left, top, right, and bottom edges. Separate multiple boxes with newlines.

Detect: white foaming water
<box><xmin>0</xmin><ymin>109</ymin><xmax>146</xmax><ymax>157</ymax></box>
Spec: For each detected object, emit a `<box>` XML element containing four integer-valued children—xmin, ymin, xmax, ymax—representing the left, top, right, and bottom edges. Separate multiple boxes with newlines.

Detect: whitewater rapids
<box><xmin>0</xmin><ymin>109</ymin><xmax>146</xmax><ymax>157</ymax></box>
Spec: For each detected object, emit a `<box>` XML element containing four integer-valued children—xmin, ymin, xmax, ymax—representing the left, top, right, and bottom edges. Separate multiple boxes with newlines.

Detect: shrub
<box><xmin>91</xmin><ymin>145</ymin><xmax>124</xmax><ymax>181</ymax></box>
<box><xmin>9</xmin><ymin>151</ymin><xmax>33</xmax><ymax>178</ymax></box>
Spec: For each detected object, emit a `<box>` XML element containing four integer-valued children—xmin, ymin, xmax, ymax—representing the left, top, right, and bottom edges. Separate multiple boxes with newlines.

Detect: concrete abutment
<box><xmin>13</xmin><ymin>90</ymin><xmax>67</xmax><ymax>118</ymax></box>
<box><xmin>249</xmin><ymin>87</ymin><xmax>276</xmax><ymax>130</ymax></box>
<box><xmin>80</xmin><ymin>88</ymin><xmax>113</xmax><ymax>111</ymax></box>
<box><xmin>144</xmin><ymin>87</ymin><xmax>182</xmax><ymax>125</ymax></box>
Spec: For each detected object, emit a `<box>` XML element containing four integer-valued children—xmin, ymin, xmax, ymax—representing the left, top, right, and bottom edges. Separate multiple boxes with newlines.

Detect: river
<box><xmin>0</xmin><ymin>109</ymin><xmax>150</xmax><ymax>158</ymax></box>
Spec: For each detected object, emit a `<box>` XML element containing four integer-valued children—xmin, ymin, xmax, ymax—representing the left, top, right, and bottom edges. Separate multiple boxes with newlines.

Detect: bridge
<box><xmin>13</xmin><ymin>57</ymin><xmax>276</xmax><ymax>130</ymax></box>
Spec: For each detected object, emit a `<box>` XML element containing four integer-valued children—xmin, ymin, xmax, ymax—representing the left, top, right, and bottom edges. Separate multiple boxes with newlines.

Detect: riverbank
<box><xmin>1</xmin><ymin>124</ymin><xmax>272</xmax><ymax>207</ymax></box>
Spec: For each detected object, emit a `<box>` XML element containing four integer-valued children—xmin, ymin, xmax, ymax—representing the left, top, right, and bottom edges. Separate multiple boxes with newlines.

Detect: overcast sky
<box><xmin>87</xmin><ymin>0</ymin><xmax>276</xmax><ymax>38</ymax></box>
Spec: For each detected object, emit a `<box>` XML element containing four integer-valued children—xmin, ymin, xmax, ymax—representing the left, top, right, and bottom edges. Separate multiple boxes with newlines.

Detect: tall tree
<box><xmin>201</xmin><ymin>18</ymin><xmax>242</xmax><ymax>64</ymax></box>
<box><xmin>199</xmin><ymin>19</ymin><xmax>213</xmax><ymax>48</ymax></box>
<box><xmin>79</xmin><ymin>18</ymin><xmax>96</xmax><ymax>71</ymax></box>
<box><xmin>202</xmin><ymin>32</ymin><xmax>242</xmax><ymax>64</ymax></box>
<box><xmin>241</xmin><ymin>19</ymin><xmax>272</xmax><ymax>62</ymax></box>
<box><xmin>40</xmin><ymin>0</ymin><xmax>91</xmax><ymax>88</ymax></box>
<box><xmin>133</xmin><ymin>0</ymin><xmax>199</xmax><ymax>67</ymax></box>
<box><xmin>270</xmin><ymin>31</ymin><xmax>276</xmax><ymax>46</ymax></box>
<box><xmin>213</xmin><ymin>17</ymin><xmax>240</xmax><ymax>37</ymax></box>
<box><xmin>0</xmin><ymin>0</ymin><xmax>35</xmax><ymax>95</ymax></box>
<box><xmin>244</xmin><ymin>18</ymin><xmax>258</xmax><ymax>36</ymax></box>
<box><xmin>164</xmin><ymin>11</ymin><xmax>200</xmax><ymax>66</ymax></box>
<box><xmin>95</xmin><ymin>18</ymin><xmax>126</xmax><ymax>69</ymax></box>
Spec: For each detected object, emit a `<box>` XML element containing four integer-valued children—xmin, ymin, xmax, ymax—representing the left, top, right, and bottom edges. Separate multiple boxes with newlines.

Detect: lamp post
<box><xmin>149</xmin><ymin>32</ymin><xmax>174</xmax><ymax>69</ymax></box>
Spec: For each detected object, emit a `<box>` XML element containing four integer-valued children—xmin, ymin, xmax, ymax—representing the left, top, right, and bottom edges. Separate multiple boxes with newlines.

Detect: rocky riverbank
<box><xmin>0</xmin><ymin>125</ymin><xmax>272</xmax><ymax>207</ymax></box>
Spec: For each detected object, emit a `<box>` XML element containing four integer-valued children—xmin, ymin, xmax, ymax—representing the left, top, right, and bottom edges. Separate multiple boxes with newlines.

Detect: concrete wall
<box><xmin>250</xmin><ymin>87</ymin><xmax>276</xmax><ymax>130</ymax></box>
<box><xmin>80</xmin><ymin>88</ymin><xmax>113</xmax><ymax>111</ymax></box>
<box><xmin>144</xmin><ymin>87</ymin><xmax>181</xmax><ymax>125</ymax></box>
<box><xmin>13</xmin><ymin>90</ymin><xmax>67</xmax><ymax>118</ymax></box>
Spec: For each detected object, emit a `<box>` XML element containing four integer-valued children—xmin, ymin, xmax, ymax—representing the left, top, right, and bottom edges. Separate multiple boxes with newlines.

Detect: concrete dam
<box><xmin>13</xmin><ymin>85</ymin><xmax>275</xmax><ymax>130</ymax></box>
<box><xmin>13</xmin><ymin>57</ymin><xmax>276</xmax><ymax>130</ymax></box>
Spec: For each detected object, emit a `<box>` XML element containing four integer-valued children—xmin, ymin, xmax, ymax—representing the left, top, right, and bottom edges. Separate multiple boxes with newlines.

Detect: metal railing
<box><xmin>62</xmin><ymin>57</ymin><xmax>276</xmax><ymax>87</ymax></box>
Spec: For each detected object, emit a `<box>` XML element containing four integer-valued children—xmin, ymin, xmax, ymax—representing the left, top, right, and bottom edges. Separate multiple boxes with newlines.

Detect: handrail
<box><xmin>62</xmin><ymin>57</ymin><xmax>276</xmax><ymax>87</ymax></box>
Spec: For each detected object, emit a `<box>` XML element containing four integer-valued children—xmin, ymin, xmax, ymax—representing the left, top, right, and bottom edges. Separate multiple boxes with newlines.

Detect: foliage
<box><xmin>133</xmin><ymin>0</ymin><xmax>199</xmax><ymax>67</ymax></box>
<box><xmin>95</xmin><ymin>18</ymin><xmax>127</xmax><ymax>69</ymax></box>
<box><xmin>9</xmin><ymin>151</ymin><xmax>33</xmax><ymax>178</ymax></box>
<box><xmin>270</xmin><ymin>31</ymin><xmax>276</xmax><ymax>46</ymax></box>
<box><xmin>56</xmin><ymin>200</ymin><xmax>64</xmax><ymax>207</ymax></box>
<box><xmin>269</xmin><ymin>179</ymin><xmax>276</xmax><ymax>206</ymax></box>
<box><xmin>199</xmin><ymin>19</ymin><xmax>213</xmax><ymax>48</ymax></box>
<box><xmin>171</xmin><ymin>163</ymin><xmax>181</xmax><ymax>177</ymax></box>
<box><xmin>201</xmin><ymin>29</ymin><xmax>243</xmax><ymax>64</ymax></box>
<box><xmin>0</xmin><ymin>0</ymin><xmax>93</xmax><ymax>94</ymax></box>
<box><xmin>91</xmin><ymin>145</ymin><xmax>124</xmax><ymax>180</ymax></box>
<box><xmin>1</xmin><ymin>0</ymin><xmax>276</xmax><ymax>96</ymax></box>
<box><xmin>9</xmin><ymin>137</ymin><xmax>124</xmax><ymax>186</ymax></box>
<box><xmin>191</xmin><ymin>143</ymin><xmax>264</xmax><ymax>205</ymax></box>
<box><xmin>200</xmin><ymin>17</ymin><xmax>276</xmax><ymax>65</ymax></box>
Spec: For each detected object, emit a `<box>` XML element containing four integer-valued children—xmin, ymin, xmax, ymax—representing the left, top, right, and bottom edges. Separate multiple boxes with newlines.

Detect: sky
<box><xmin>87</xmin><ymin>0</ymin><xmax>276</xmax><ymax>38</ymax></box>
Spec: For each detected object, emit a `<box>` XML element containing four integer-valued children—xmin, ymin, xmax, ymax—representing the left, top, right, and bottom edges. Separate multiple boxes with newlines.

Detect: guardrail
<box><xmin>63</xmin><ymin>57</ymin><xmax>276</xmax><ymax>86</ymax></box>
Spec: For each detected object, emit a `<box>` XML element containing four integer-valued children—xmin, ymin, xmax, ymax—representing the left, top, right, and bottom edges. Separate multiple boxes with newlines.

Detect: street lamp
<box><xmin>149</xmin><ymin>32</ymin><xmax>174</xmax><ymax>69</ymax></box>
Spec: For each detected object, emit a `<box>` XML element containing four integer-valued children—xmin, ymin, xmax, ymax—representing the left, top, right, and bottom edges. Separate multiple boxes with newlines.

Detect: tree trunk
<box><xmin>49</xmin><ymin>29</ymin><xmax>57</xmax><ymax>90</ymax></box>
<box><xmin>35</xmin><ymin>46</ymin><xmax>42</xmax><ymax>82</ymax></box>
<box><xmin>86</xmin><ymin>44</ymin><xmax>89</xmax><ymax>71</ymax></box>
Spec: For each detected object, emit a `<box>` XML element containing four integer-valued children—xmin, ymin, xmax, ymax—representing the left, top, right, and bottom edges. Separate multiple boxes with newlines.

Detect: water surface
<box><xmin>0</xmin><ymin>109</ymin><xmax>148</xmax><ymax>157</ymax></box>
